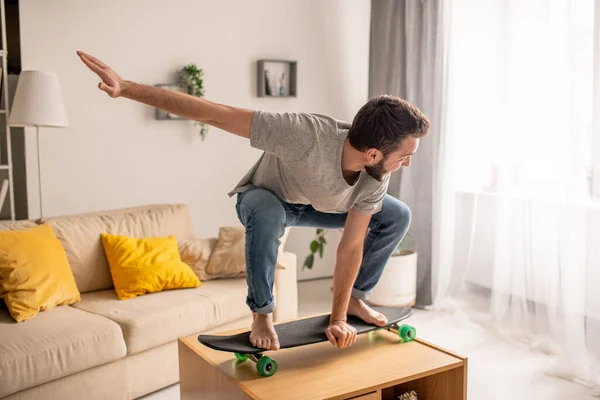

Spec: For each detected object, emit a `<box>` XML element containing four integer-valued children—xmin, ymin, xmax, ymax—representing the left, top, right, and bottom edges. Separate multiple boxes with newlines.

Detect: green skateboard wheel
<box><xmin>398</xmin><ymin>324</ymin><xmax>416</xmax><ymax>342</ymax></box>
<box><xmin>234</xmin><ymin>352</ymin><xmax>248</xmax><ymax>362</ymax></box>
<box><xmin>257</xmin><ymin>356</ymin><xmax>278</xmax><ymax>377</ymax></box>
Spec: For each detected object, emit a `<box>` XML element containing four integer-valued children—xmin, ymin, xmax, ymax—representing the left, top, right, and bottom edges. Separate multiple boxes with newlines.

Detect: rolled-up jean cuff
<box><xmin>352</xmin><ymin>288</ymin><xmax>370</xmax><ymax>300</ymax></box>
<box><xmin>252</xmin><ymin>299</ymin><xmax>276</xmax><ymax>315</ymax></box>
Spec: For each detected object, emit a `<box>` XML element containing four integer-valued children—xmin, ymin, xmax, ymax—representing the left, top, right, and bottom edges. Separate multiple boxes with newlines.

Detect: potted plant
<box><xmin>180</xmin><ymin>63</ymin><xmax>209</xmax><ymax>140</ymax></box>
<box><xmin>304</xmin><ymin>229</ymin><xmax>418</xmax><ymax>307</ymax></box>
<box><xmin>368</xmin><ymin>234</ymin><xmax>417</xmax><ymax>307</ymax></box>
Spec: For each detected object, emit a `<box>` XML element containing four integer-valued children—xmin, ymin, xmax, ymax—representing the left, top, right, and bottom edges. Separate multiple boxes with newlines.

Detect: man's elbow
<box><xmin>210</xmin><ymin>105</ymin><xmax>253</xmax><ymax>139</ymax></box>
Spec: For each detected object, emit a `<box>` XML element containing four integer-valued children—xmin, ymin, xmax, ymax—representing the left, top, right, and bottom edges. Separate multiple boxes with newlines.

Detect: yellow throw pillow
<box><xmin>205</xmin><ymin>226</ymin><xmax>289</xmax><ymax>279</ymax></box>
<box><xmin>101</xmin><ymin>233</ymin><xmax>201</xmax><ymax>300</ymax></box>
<box><xmin>0</xmin><ymin>224</ymin><xmax>81</xmax><ymax>322</ymax></box>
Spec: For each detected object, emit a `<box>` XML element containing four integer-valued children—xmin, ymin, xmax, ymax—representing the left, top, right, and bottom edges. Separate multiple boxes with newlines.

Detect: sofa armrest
<box><xmin>273</xmin><ymin>251</ymin><xmax>298</xmax><ymax>322</ymax></box>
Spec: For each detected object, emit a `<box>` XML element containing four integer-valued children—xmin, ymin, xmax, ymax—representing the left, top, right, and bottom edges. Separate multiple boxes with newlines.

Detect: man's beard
<box><xmin>365</xmin><ymin>158</ymin><xmax>388</xmax><ymax>182</ymax></box>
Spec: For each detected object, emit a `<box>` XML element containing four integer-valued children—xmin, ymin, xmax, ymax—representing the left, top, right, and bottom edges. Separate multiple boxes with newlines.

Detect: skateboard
<box><xmin>197</xmin><ymin>306</ymin><xmax>416</xmax><ymax>377</ymax></box>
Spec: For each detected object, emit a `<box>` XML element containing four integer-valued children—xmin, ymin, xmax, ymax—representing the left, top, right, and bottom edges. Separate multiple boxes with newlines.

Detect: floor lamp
<box><xmin>8</xmin><ymin>70</ymin><xmax>69</xmax><ymax>218</ymax></box>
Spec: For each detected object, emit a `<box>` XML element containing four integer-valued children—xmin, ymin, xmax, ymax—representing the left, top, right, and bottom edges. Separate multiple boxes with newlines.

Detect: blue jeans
<box><xmin>235</xmin><ymin>188</ymin><xmax>411</xmax><ymax>314</ymax></box>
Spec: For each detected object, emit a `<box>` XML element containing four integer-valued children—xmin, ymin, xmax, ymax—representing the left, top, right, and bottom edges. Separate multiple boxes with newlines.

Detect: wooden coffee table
<box><xmin>178</xmin><ymin>320</ymin><xmax>467</xmax><ymax>400</ymax></box>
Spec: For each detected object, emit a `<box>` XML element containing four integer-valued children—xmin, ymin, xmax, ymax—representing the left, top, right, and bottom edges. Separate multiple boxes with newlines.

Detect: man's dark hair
<box><xmin>347</xmin><ymin>95</ymin><xmax>430</xmax><ymax>155</ymax></box>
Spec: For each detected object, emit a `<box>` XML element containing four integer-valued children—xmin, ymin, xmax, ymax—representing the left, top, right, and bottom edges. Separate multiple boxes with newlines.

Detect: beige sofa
<box><xmin>0</xmin><ymin>204</ymin><xmax>298</xmax><ymax>399</ymax></box>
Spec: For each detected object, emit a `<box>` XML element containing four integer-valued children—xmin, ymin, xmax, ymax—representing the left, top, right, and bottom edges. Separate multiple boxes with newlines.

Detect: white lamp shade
<box><xmin>8</xmin><ymin>70</ymin><xmax>69</xmax><ymax>128</ymax></box>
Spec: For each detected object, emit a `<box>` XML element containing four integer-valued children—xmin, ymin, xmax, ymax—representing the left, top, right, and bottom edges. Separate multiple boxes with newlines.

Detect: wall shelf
<box><xmin>256</xmin><ymin>59</ymin><xmax>297</xmax><ymax>98</ymax></box>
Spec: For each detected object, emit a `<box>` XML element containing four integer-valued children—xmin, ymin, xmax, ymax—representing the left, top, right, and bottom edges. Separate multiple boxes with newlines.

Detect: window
<box><xmin>448</xmin><ymin>0</ymin><xmax>595</xmax><ymax>198</ymax></box>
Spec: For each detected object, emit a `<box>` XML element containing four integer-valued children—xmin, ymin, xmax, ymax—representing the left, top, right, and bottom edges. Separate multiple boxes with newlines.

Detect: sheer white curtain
<box><xmin>434</xmin><ymin>0</ymin><xmax>600</xmax><ymax>388</ymax></box>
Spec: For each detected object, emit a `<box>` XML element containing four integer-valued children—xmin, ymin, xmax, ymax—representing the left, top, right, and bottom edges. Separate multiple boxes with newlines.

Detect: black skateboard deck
<box><xmin>197</xmin><ymin>306</ymin><xmax>416</xmax><ymax>377</ymax></box>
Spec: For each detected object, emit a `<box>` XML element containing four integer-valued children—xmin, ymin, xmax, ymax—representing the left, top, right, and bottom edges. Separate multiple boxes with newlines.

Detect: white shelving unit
<box><xmin>0</xmin><ymin>0</ymin><xmax>15</xmax><ymax>221</ymax></box>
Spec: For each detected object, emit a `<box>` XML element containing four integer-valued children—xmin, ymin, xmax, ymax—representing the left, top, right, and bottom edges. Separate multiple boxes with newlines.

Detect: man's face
<box><xmin>365</xmin><ymin>137</ymin><xmax>419</xmax><ymax>181</ymax></box>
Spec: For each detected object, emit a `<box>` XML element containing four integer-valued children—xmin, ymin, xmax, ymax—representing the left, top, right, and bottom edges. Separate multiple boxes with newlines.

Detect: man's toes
<box><xmin>265</xmin><ymin>338</ymin><xmax>271</xmax><ymax>349</ymax></box>
<box><xmin>272</xmin><ymin>340</ymin><xmax>280</xmax><ymax>350</ymax></box>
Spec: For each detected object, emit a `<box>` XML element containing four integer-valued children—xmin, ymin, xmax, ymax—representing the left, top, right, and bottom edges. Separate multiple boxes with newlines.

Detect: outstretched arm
<box><xmin>77</xmin><ymin>50</ymin><xmax>254</xmax><ymax>139</ymax></box>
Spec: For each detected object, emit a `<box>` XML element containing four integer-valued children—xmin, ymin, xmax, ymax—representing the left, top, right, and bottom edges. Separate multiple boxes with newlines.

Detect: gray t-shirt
<box><xmin>227</xmin><ymin>110</ymin><xmax>390</xmax><ymax>215</ymax></box>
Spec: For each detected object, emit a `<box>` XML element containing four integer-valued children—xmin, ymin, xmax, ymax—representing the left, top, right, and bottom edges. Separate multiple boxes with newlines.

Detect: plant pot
<box><xmin>368</xmin><ymin>248</ymin><xmax>417</xmax><ymax>307</ymax></box>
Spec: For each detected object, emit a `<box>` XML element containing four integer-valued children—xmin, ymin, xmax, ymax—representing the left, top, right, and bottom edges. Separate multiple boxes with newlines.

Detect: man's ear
<box><xmin>365</xmin><ymin>148</ymin><xmax>382</xmax><ymax>164</ymax></box>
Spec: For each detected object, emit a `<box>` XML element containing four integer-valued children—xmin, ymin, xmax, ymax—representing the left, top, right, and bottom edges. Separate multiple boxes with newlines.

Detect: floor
<box><xmin>141</xmin><ymin>278</ymin><xmax>599</xmax><ymax>400</ymax></box>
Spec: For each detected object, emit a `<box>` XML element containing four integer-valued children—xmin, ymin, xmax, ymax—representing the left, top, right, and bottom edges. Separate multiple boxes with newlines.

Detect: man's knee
<box><xmin>238</xmin><ymin>189</ymin><xmax>286</xmax><ymax>233</ymax></box>
<box><xmin>380</xmin><ymin>195</ymin><xmax>411</xmax><ymax>233</ymax></box>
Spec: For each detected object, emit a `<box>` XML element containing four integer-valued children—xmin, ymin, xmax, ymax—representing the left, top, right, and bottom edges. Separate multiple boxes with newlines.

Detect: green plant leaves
<box><xmin>303</xmin><ymin>253</ymin><xmax>314</xmax><ymax>269</ymax></box>
<box><xmin>180</xmin><ymin>63</ymin><xmax>208</xmax><ymax>140</ymax></box>
<box><xmin>310</xmin><ymin>240</ymin><xmax>319</xmax><ymax>253</ymax></box>
<box><xmin>303</xmin><ymin>229</ymin><xmax>329</xmax><ymax>269</ymax></box>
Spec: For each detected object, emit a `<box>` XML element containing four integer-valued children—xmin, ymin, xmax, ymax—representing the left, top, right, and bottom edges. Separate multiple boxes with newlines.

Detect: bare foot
<box><xmin>249</xmin><ymin>313</ymin><xmax>280</xmax><ymax>350</ymax></box>
<box><xmin>347</xmin><ymin>297</ymin><xmax>388</xmax><ymax>326</ymax></box>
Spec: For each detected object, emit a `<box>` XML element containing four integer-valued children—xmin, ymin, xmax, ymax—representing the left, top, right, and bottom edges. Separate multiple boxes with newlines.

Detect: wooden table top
<box><xmin>180</xmin><ymin>322</ymin><xmax>466</xmax><ymax>400</ymax></box>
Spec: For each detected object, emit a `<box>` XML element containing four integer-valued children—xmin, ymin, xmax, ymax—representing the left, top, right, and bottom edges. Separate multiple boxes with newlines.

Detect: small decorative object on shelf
<box><xmin>180</xmin><ymin>63</ymin><xmax>209</xmax><ymax>140</ymax></box>
<box><xmin>398</xmin><ymin>390</ymin><xmax>418</xmax><ymax>400</ymax></box>
<box><xmin>279</xmin><ymin>72</ymin><xmax>285</xmax><ymax>96</ymax></box>
<box><xmin>257</xmin><ymin>59</ymin><xmax>297</xmax><ymax>98</ymax></box>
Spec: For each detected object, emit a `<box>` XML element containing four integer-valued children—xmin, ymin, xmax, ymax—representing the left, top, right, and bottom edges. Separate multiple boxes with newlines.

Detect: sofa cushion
<box><xmin>178</xmin><ymin>237</ymin><xmax>217</xmax><ymax>281</ymax></box>
<box><xmin>0</xmin><ymin>306</ymin><xmax>126</xmax><ymax>398</ymax></box>
<box><xmin>39</xmin><ymin>204</ymin><xmax>194</xmax><ymax>294</ymax></box>
<box><xmin>205</xmin><ymin>226</ymin><xmax>290</xmax><ymax>278</ymax></box>
<box><xmin>0</xmin><ymin>219</ymin><xmax>37</xmax><ymax>231</ymax></box>
<box><xmin>0</xmin><ymin>221</ymin><xmax>37</xmax><ymax>315</ymax></box>
<box><xmin>180</xmin><ymin>234</ymin><xmax>287</xmax><ymax>281</ymax></box>
<box><xmin>72</xmin><ymin>278</ymin><xmax>250</xmax><ymax>355</ymax></box>
<box><xmin>0</xmin><ymin>224</ymin><xmax>81</xmax><ymax>322</ymax></box>
<box><xmin>101</xmin><ymin>233</ymin><xmax>201</xmax><ymax>300</ymax></box>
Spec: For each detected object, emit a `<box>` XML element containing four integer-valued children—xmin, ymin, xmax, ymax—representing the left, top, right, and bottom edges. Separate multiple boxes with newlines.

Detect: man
<box><xmin>77</xmin><ymin>50</ymin><xmax>430</xmax><ymax>351</ymax></box>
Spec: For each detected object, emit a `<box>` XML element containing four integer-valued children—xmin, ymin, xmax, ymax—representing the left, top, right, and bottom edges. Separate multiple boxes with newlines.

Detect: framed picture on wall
<box><xmin>257</xmin><ymin>60</ymin><xmax>297</xmax><ymax>98</ymax></box>
<box><xmin>154</xmin><ymin>84</ymin><xmax>188</xmax><ymax>120</ymax></box>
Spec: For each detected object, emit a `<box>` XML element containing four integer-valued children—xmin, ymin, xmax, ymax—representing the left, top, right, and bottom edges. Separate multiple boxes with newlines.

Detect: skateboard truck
<box><xmin>382</xmin><ymin>323</ymin><xmax>417</xmax><ymax>343</ymax></box>
<box><xmin>235</xmin><ymin>352</ymin><xmax>278</xmax><ymax>377</ymax></box>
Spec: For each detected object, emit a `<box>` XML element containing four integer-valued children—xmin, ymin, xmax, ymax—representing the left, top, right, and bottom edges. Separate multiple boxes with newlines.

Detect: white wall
<box><xmin>19</xmin><ymin>0</ymin><xmax>371</xmax><ymax>280</ymax></box>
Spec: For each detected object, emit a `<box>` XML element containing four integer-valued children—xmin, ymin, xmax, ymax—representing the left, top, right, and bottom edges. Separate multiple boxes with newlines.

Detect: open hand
<box><xmin>325</xmin><ymin>320</ymin><xmax>357</xmax><ymax>349</ymax></box>
<box><xmin>77</xmin><ymin>50</ymin><xmax>125</xmax><ymax>98</ymax></box>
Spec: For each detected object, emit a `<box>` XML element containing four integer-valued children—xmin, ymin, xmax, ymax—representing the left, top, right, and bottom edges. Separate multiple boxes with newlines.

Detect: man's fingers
<box><xmin>340</xmin><ymin>329</ymin><xmax>348</xmax><ymax>349</ymax></box>
<box><xmin>345</xmin><ymin>327</ymin><xmax>356</xmax><ymax>348</ymax></box>
<box><xmin>326</xmin><ymin>330</ymin><xmax>336</xmax><ymax>346</ymax></box>
<box><xmin>77</xmin><ymin>50</ymin><xmax>109</xmax><ymax>69</ymax></box>
<box><xmin>80</xmin><ymin>54</ymin><xmax>107</xmax><ymax>78</ymax></box>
